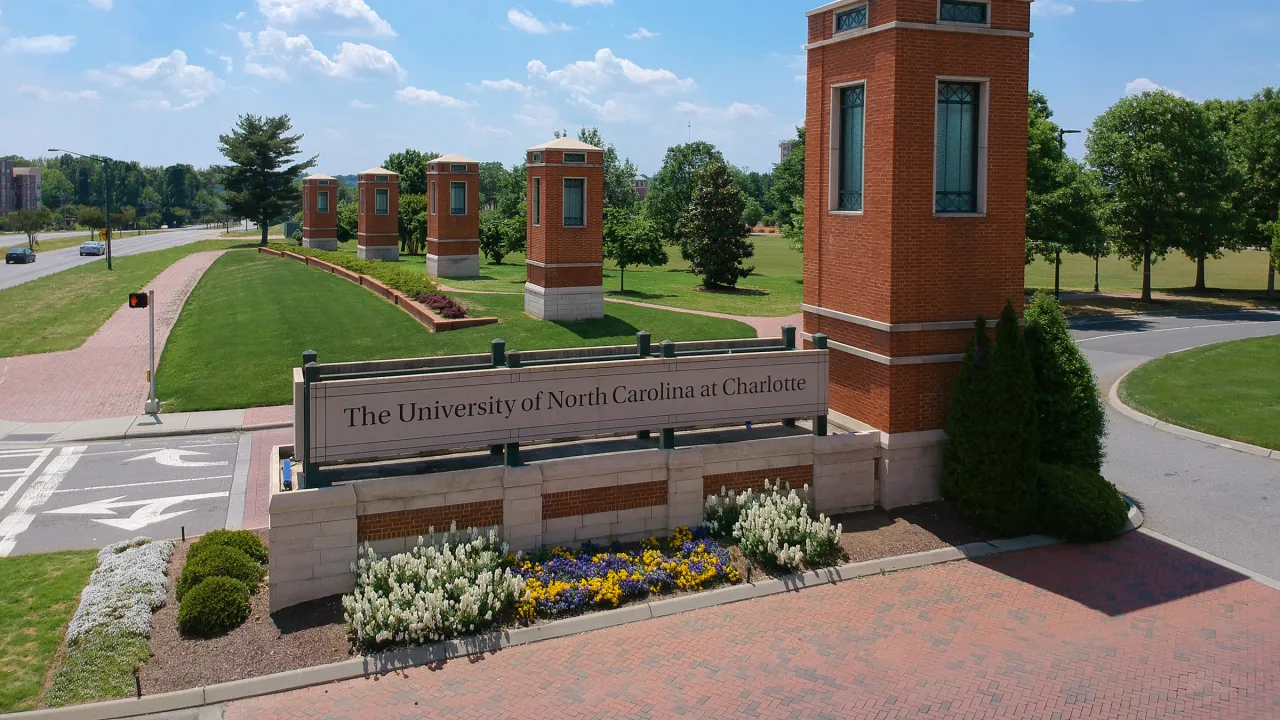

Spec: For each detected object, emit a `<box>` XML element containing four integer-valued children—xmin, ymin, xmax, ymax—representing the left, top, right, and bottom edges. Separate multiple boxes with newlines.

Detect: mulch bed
<box><xmin>138</xmin><ymin>503</ymin><xmax>986</xmax><ymax>696</ymax></box>
<box><xmin>139</xmin><ymin>530</ymin><xmax>349</xmax><ymax>697</ymax></box>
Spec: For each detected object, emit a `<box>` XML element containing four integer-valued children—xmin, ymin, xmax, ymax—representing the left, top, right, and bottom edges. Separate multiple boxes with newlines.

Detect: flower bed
<box><xmin>46</xmin><ymin>537</ymin><xmax>175</xmax><ymax>707</ymax></box>
<box><xmin>416</xmin><ymin>292</ymin><xmax>468</xmax><ymax>319</ymax></box>
<box><xmin>705</xmin><ymin>481</ymin><xmax>843</xmax><ymax>570</ymax></box>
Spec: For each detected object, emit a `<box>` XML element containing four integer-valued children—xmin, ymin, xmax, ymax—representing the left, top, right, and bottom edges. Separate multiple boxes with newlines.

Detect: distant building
<box><xmin>634</xmin><ymin>174</ymin><xmax>650</xmax><ymax>200</ymax></box>
<box><xmin>779</xmin><ymin>141</ymin><xmax>795</xmax><ymax>164</ymax></box>
<box><xmin>0</xmin><ymin>161</ymin><xmax>42</xmax><ymax>216</ymax></box>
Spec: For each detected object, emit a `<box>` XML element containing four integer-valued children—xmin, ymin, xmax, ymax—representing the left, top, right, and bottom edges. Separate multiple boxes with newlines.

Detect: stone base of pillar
<box><xmin>427</xmin><ymin>253</ymin><xmax>480</xmax><ymax>279</ymax></box>
<box><xmin>303</xmin><ymin>237</ymin><xmax>338</xmax><ymax>251</ymax></box>
<box><xmin>830</xmin><ymin>411</ymin><xmax>946</xmax><ymax>510</ymax></box>
<box><xmin>358</xmin><ymin>244</ymin><xmax>399</xmax><ymax>262</ymax></box>
<box><xmin>525</xmin><ymin>283</ymin><xmax>605</xmax><ymax>322</ymax></box>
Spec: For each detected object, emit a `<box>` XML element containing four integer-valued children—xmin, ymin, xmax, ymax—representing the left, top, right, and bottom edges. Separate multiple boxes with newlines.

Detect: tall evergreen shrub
<box><xmin>1024</xmin><ymin>291</ymin><xmax>1106</xmax><ymax>470</ymax></box>
<box><xmin>941</xmin><ymin>317</ymin><xmax>991</xmax><ymax>504</ymax></box>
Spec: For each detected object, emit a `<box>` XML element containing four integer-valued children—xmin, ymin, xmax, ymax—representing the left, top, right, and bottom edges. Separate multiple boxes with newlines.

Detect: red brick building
<box><xmin>524</xmin><ymin>138</ymin><xmax>606</xmax><ymax>321</ymax></box>
<box><xmin>357</xmin><ymin>168</ymin><xmax>400</xmax><ymax>262</ymax></box>
<box><xmin>426</xmin><ymin>154</ymin><xmax>481</xmax><ymax>278</ymax></box>
<box><xmin>801</xmin><ymin>0</ymin><xmax>1031</xmax><ymax>506</ymax></box>
<box><xmin>301</xmin><ymin>174</ymin><xmax>338</xmax><ymax>251</ymax></box>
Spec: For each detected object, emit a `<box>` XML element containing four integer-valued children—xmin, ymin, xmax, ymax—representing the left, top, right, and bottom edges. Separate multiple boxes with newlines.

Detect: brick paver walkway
<box><xmin>227</xmin><ymin>532</ymin><xmax>1278</xmax><ymax>719</ymax></box>
<box><xmin>0</xmin><ymin>251</ymin><xmax>224</xmax><ymax>422</ymax></box>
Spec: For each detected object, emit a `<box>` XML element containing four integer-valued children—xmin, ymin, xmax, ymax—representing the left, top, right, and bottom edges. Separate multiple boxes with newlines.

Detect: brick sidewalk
<box><xmin>0</xmin><ymin>251</ymin><xmax>224</xmax><ymax>422</ymax></box>
<box><xmin>226</xmin><ymin>532</ymin><xmax>1278</xmax><ymax>719</ymax></box>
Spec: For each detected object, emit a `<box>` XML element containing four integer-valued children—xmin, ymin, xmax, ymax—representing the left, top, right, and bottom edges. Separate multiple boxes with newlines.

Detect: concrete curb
<box><xmin>1108</xmin><ymin>371</ymin><xmax>1278</xmax><ymax>461</ymax></box>
<box><xmin>0</xmin><ymin>420</ymin><xmax>291</xmax><ymax>445</ymax></box>
<box><xmin>10</xmin><ymin>511</ymin><xmax>1150</xmax><ymax>720</ymax></box>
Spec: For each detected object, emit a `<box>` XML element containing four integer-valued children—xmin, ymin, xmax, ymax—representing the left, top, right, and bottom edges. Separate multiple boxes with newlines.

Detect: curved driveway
<box><xmin>0</xmin><ymin>226</ymin><xmax>227</xmax><ymax>291</ymax></box>
<box><xmin>1072</xmin><ymin>310</ymin><xmax>1280</xmax><ymax>580</ymax></box>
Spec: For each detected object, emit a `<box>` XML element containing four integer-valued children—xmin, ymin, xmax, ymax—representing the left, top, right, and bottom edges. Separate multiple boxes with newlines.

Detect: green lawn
<box><xmin>1026</xmin><ymin>250</ymin><xmax>1273</xmax><ymax>293</ymax></box>
<box><xmin>220</xmin><ymin>223</ymin><xmax>286</xmax><ymax>239</ymax></box>
<box><xmin>0</xmin><ymin>551</ymin><xmax>97</xmax><ymax>713</ymax></box>
<box><xmin>156</xmin><ymin>251</ymin><xmax>756</xmax><ymax>412</ymax></box>
<box><xmin>1120</xmin><ymin>335</ymin><xmax>1280</xmax><ymax>451</ymax></box>
<box><xmin>430</xmin><ymin>234</ymin><xmax>804</xmax><ymax>317</ymax></box>
<box><xmin>0</xmin><ymin>239</ymin><xmax>252</xmax><ymax>358</ymax></box>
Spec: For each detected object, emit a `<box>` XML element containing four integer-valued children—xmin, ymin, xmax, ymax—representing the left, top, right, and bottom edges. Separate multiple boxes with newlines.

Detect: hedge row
<box><xmin>284</xmin><ymin>245</ymin><xmax>436</xmax><ymax>299</ymax></box>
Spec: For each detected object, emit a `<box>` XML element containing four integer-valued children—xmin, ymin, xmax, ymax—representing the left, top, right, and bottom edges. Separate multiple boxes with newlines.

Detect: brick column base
<box><xmin>303</xmin><ymin>237</ymin><xmax>338</xmax><ymax>251</ymax></box>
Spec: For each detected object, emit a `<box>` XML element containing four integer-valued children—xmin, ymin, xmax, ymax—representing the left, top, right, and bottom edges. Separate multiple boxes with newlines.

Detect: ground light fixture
<box><xmin>49</xmin><ymin>147</ymin><xmax>115</xmax><ymax>271</ymax></box>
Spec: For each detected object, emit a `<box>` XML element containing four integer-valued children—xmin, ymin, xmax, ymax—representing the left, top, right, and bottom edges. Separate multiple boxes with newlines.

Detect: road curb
<box><xmin>11</xmin><ymin>511</ymin><xmax>1149</xmax><ymax>720</ymax></box>
<box><xmin>1108</xmin><ymin>371</ymin><xmax>1278</xmax><ymax>461</ymax></box>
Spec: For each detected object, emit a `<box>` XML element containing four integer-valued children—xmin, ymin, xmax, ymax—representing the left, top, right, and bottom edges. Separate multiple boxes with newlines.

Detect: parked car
<box><xmin>5</xmin><ymin>248</ymin><xmax>36</xmax><ymax>264</ymax></box>
<box><xmin>80</xmin><ymin>240</ymin><xmax>107</xmax><ymax>256</ymax></box>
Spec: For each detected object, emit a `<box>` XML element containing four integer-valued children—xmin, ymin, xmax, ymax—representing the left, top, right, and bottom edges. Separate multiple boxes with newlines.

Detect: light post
<box><xmin>1057</xmin><ymin>128</ymin><xmax>1081</xmax><ymax>149</ymax></box>
<box><xmin>50</xmin><ymin>148</ymin><xmax>114</xmax><ymax>270</ymax></box>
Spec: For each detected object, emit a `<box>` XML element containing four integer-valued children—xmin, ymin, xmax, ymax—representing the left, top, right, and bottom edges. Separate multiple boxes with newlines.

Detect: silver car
<box><xmin>80</xmin><ymin>241</ymin><xmax>106</xmax><ymax>256</ymax></box>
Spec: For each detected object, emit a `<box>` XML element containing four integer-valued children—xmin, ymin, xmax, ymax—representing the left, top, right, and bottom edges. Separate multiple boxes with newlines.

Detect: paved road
<box><xmin>0</xmin><ymin>226</ymin><xmax>227</xmax><ymax>291</ymax></box>
<box><xmin>1072</xmin><ymin>310</ymin><xmax>1280</xmax><ymax>581</ymax></box>
<box><xmin>0</xmin><ymin>434</ymin><xmax>247</xmax><ymax>556</ymax></box>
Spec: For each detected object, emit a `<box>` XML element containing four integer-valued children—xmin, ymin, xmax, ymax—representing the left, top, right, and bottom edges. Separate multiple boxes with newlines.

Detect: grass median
<box><xmin>156</xmin><ymin>250</ymin><xmax>756</xmax><ymax>412</ymax></box>
<box><xmin>0</xmin><ymin>551</ymin><xmax>97</xmax><ymax>713</ymax></box>
<box><xmin>1119</xmin><ymin>335</ymin><xmax>1280</xmax><ymax>451</ymax></box>
<box><xmin>0</xmin><ymin>239</ymin><xmax>253</xmax><ymax>358</ymax></box>
<box><xmin>1026</xmin><ymin>249</ymin><xmax>1273</xmax><ymax>293</ymax></box>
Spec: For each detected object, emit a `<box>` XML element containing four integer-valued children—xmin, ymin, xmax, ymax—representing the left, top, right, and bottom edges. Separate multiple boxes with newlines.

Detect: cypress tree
<box><xmin>941</xmin><ymin>317</ymin><xmax>991</xmax><ymax>504</ymax></box>
<box><xmin>1024</xmin><ymin>291</ymin><xmax>1107</xmax><ymax>470</ymax></box>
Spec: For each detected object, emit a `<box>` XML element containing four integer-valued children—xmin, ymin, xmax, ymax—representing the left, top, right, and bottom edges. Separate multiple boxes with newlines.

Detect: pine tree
<box><xmin>679</xmin><ymin>160</ymin><xmax>756</xmax><ymax>289</ymax></box>
<box><xmin>215</xmin><ymin>114</ymin><xmax>317</xmax><ymax>247</ymax></box>
<box><xmin>1024</xmin><ymin>291</ymin><xmax>1106</xmax><ymax>470</ymax></box>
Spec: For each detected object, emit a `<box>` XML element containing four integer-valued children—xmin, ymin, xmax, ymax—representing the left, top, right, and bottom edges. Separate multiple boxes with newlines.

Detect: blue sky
<box><xmin>0</xmin><ymin>0</ymin><xmax>1276</xmax><ymax>175</ymax></box>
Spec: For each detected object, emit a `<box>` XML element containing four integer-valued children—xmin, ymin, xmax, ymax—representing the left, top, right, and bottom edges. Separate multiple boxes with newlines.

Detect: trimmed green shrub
<box><xmin>1025</xmin><ymin>291</ymin><xmax>1106</xmax><ymax>470</ymax></box>
<box><xmin>188</xmin><ymin>529</ymin><xmax>269</xmax><ymax>565</ymax></box>
<box><xmin>177</xmin><ymin>576</ymin><xmax>251</xmax><ymax>638</ymax></box>
<box><xmin>942</xmin><ymin>302</ymin><xmax>1040</xmax><ymax>537</ymax></box>
<box><xmin>176</xmin><ymin>545</ymin><xmax>263</xmax><ymax>601</ymax></box>
<box><xmin>285</xmin><ymin>245</ymin><xmax>435</xmax><ymax>299</ymax></box>
<box><xmin>1037</xmin><ymin>464</ymin><xmax>1128</xmax><ymax>542</ymax></box>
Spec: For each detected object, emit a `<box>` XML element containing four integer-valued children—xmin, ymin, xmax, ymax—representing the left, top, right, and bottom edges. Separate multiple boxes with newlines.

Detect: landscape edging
<box><xmin>10</xmin><ymin>504</ymin><xmax>1145</xmax><ymax>720</ymax></box>
<box><xmin>1108</xmin><ymin>370</ymin><xmax>1278</xmax><ymax>461</ymax></box>
<box><xmin>256</xmin><ymin>246</ymin><xmax>499</xmax><ymax>333</ymax></box>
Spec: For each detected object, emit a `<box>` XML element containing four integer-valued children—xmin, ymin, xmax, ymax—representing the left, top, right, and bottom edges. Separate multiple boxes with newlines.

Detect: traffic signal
<box><xmin>128</xmin><ymin>292</ymin><xmax>149</xmax><ymax>309</ymax></box>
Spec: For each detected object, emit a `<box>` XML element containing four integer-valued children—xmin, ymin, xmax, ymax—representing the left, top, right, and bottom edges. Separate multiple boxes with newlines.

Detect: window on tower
<box><xmin>834</xmin><ymin>5</ymin><xmax>867</xmax><ymax>33</ymax></box>
<box><xmin>940</xmin><ymin>1</ymin><xmax>988</xmax><ymax>24</ymax></box>
<box><xmin>935</xmin><ymin>83</ymin><xmax>982</xmax><ymax>214</ymax></box>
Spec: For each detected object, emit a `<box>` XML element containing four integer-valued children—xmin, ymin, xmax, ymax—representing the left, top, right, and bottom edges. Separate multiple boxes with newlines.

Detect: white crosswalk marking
<box><xmin>0</xmin><ymin>446</ymin><xmax>86</xmax><ymax>557</ymax></box>
<box><xmin>0</xmin><ymin>448</ymin><xmax>52</xmax><ymax>513</ymax></box>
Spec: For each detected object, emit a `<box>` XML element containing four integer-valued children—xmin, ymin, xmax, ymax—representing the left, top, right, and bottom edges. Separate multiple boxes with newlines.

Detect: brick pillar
<box><xmin>801</xmin><ymin>0</ymin><xmax>1030</xmax><ymax>505</ymax></box>
<box><xmin>357</xmin><ymin>167</ymin><xmax>400</xmax><ymax>262</ymax></box>
<box><xmin>426</xmin><ymin>155</ymin><xmax>481</xmax><ymax>278</ymax></box>
<box><xmin>524</xmin><ymin>138</ymin><xmax>605</xmax><ymax>322</ymax></box>
<box><xmin>301</xmin><ymin>175</ymin><xmax>338</xmax><ymax>251</ymax></box>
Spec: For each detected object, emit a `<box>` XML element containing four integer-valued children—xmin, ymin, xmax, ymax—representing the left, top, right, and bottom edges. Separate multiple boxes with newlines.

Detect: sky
<box><xmin>0</xmin><ymin>0</ymin><xmax>1276</xmax><ymax>176</ymax></box>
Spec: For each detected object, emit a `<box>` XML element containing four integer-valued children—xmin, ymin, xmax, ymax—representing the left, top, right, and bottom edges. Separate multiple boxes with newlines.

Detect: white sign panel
<box><xmin>305</xmin><ymin>350</ymin><xmax>828</xmax><ymax>465</ymax></box>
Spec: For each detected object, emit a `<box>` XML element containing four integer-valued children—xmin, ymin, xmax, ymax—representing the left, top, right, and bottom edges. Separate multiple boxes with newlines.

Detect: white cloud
<box><xmin>220</xmin><ymin>55</ymin><xmax>234</xmax><ymax>72</ymax></box>
<box><xmin>470</xmin><ymin>78</ymin><xmax>528</xmax><ymax>93</ymax></box>
<box><xmin>87</xmin><ymin>50</ymin><xmax>224</xmax><ymax>110</ymax></box>
<box><xmin>508</xmin><ymin>8</ymin><xmax>571</xmax><ymax>34</ymax></box>
<box><xmin>515</xmin><ymin>103</ymin><xmax>559</xmax><ymax>129</ymax></box>
<box><xmin>558</xmin><ymin>0</ymin><xmax>612</xmax><ymax>4</ymax></box>
<box><xmin>626</xmin><ymin>27</ymin><xmax>657</xmax><ymax>40</ymax></box>
<box><xmin>236</xmin><ymin>11</ymin><xmax>247</xmax><ymax>20</ymax></box>
<box><xmin>256</xmin><ymin>0</ymin><xmax>395</xmax><ymax>35</ymax></box>
<box><xmin>1125</xmin><ymin>77</ymin><xmax>1183</xmax><ymax>97</ymax></box>
<box><xmin>1032</xmin><ymin>1</ymin><xmax>1076</xmax><ymax>17</ymax></box>
<box><xmin>464</xmin><ymin>119</ymin><xmax>515</xmax><ymax>140</ymax></box>
<box><xmin>528</xmin><ymin>48</ymin><xmax>695</xmax><ymax>96</ymax></box>
<box><xmin>4</xmin><ymin>35</ymin><xmax>77</xmax><ymax>54</ymax></box>
<box><xmin>395</xmin><ymin>87</ymin><xmax>474</xmax><ymax>108</ymax></box>
<box><xmin>674</xmin><ymin>101</ymin><xmax>771</xmax><ymax>122</ymax></box>
<box><xmin>88</xmin><ymin>0</ymin><xmax>113</xmax><ymax>9</ymax></box>
<box><xmin>240</xmin><ymin>28</ymin><xmax>402</xmax><ymax>79</ymax></box>
<box><xmin>19</xmin><ymin>85</ymin><xmax>100</xmax><ymax>103</ymax></box>
<box><xmin>350</xmin><ymin>98</ymin><xmax>374</xmax><ymax>109</ymax></box>
<box><xmin>571</xmin><ymin>95</ymin><xmax>647</xmax><ymax>123</ymax></box>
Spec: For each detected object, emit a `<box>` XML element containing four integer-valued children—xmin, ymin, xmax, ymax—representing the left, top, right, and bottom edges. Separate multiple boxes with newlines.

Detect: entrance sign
<box><xmin>304</xmin><ymin>350</ymin><xmax>828</xmax><ymax>465</ymax></box>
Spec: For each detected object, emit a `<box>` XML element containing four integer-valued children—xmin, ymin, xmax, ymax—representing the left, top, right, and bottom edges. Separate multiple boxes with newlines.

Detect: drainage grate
<box><xmin>3</xmin><ymin>433</ymin><xmax>55</xmax><ymax>442</ymax></box>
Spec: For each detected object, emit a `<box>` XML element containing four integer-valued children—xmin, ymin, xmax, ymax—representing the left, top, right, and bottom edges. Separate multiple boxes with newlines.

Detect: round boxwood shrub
<box><xmin>177</xmin><ymin>545</ymin><xmax>263</xmax><ymax>601</ymax></box>
<box><xmin>177</xmin><ymin>576</ymin><xmax>251</xmax><ymax>638</ymax></box>
<box><xmin>1037</xmin><ymin>464</ymin><xmax>1129</xmax><ymax>542</ymax></box>
<box><xmin>188</xmin><ymin>529</ymin><xmax>268</xmax><ymax>565</ymax></box>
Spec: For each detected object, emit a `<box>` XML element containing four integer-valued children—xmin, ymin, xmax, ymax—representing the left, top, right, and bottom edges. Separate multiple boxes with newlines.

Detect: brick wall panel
<box><xmin>703</xmin><ymin>465</ymin><xmax>815</xmax><ymax>498</ymax></box>
<box><xmin>357</xmin><ymin>500</ymin><xmax>503</xmax><ymax>543</ymax></box>
<box><xmin>542</xmin><ymin>480</ymin><xmax>667</xmax><ymax>521</ymax></box>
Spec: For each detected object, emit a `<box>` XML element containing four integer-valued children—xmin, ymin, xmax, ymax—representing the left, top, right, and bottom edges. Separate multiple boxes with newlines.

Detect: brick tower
<box><xmin>357</xmin><ymin>168</ymin><xmax>400</xmax><ymax>262</ymax></box>
<box><xmin>426</xmin><ymin>155</ymin><xmax>481</xmax><ymax>278</ymax></box>
<box><xmin>301</xmin><ymin>174</ymin><xmax>338</xmax><ymax>251</ymax></box>
<box><xmin>801</xmin><ymin>0</ymin><xmax>1030</xmax><ymax>507</ymax></box>
<box><xmin>524</xmin><ymin>138</ymin><xmax>605</xmax><ymax>322</ymax></box>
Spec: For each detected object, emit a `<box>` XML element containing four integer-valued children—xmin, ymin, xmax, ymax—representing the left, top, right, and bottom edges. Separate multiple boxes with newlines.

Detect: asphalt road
<box><xmin>0</xmin><ymin>434</ymin><xmax>247</xmax><ymax>556</ymax></box>
<box><xmin>1073</xmin><ymin>310</ymin><xmax>1280</xmax><ymax>580</ymax></box>
<box><xmin>0</xmin><ymin>226</ymin><xmax>228</xmax><ymax>291</ymax></box>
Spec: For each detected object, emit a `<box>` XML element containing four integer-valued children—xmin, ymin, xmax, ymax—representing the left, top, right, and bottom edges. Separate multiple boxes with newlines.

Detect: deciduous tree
<box><xmin>604</xmin><ymin>208</ymin><xmax>668</xmax><ymax>293</ymax></box>
<box><xmin>215</xmin><ymin>114</ymin><xmax>317</xmax><ymax>247</ymax></box>
<box><xmin>384</xmin><ymin>149</ymin><xmax>440</xmax><ymax>196</ymax></box>
<box><xmin>646</xmin><ymin>141</ymin><xmax>725</xmax><ymax>247</ymax></box>
<box><xmin>1232</xmin><ymin>88</ymin><xmax>1280</xmax><ymax>300</ymax></box>
<box><xmin>8</xmin><ymin>208</ymin><xmax>53</xmax><ymax>250</ymax></box>
<box><xmin>768</xmin><ymin>126</ymin><xmax>805</xmax><ymax>231</ymax></box>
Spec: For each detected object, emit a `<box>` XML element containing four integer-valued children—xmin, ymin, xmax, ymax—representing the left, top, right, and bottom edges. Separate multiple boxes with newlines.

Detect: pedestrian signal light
<box><xmin>128</xmin><ymin>293</ymin><xmax>149</xmax><ymax>309</ymax></box>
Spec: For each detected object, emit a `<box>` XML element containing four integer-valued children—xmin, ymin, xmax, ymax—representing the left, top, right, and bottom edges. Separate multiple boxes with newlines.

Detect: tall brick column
<box><xmin>426</xmin><ymin>155</ymin><xmax>481</xmax><ymax>278</ymax></box>
<box><xmin>801</xmin><ymin>0</ymin><xmax>1030</xmax><ymax>507</ymax></box>
<box><xmin>357</xmin><ymin>167</ymin><xmax>400</xmax><ymax>262</ymax></box>
<box><xmin>301</xmin><ymin>174</ymin><xmax>338</xmax><ymax>251</ymax></box>
<box><xmin>524</xmin><ymin>138</ymin><xmax>605</xmax><ymax>322</ymax></box>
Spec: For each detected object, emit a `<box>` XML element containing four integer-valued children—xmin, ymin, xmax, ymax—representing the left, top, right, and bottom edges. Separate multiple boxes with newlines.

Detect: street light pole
<box><xmin>1058</xmin><ymin>128</ymin><xmax>1082</xmax><ymax>150</ymax></box>
<box><xmin>49</xmin><ymin>148</ymin><xmax>114</xmax><ymax>271</ymax></box>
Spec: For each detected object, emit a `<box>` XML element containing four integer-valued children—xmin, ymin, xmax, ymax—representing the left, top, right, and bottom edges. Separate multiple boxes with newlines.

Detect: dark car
<box><xmin>5</xmin><ymin>248</ymin><xmax>36</xmax><ymax>264</ymax></box>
